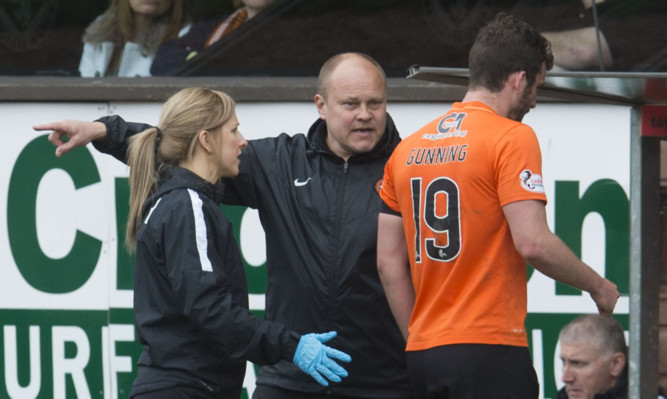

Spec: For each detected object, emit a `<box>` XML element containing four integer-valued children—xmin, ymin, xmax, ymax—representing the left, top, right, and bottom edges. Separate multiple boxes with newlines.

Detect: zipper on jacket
<box><xmin>328</xmin><ymin>161</ymin><xmax>349</xmax><ymax>326</ymax></box>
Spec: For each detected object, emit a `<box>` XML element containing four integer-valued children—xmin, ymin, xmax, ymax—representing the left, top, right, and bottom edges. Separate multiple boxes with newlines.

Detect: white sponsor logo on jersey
<box><xmin>519</xmin><ymin>170</ymin><xmax>545</xmax><ymax>193</ymax></box>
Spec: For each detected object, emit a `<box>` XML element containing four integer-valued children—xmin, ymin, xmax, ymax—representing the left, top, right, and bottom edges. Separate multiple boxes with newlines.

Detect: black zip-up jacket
<box><xmin>95</xmin><ymin>114</ymin><xmax>412</xmax><ymax>398</ymax></box>
<box><xmin>130</xmin><ymin>167</ymin><xmax>299</xmax><ymax>397</ymax></box>
<box><xmin>556</xmin><ymin>367</ymin><xmax>628</xmax><ymax>399</ymax></box>
<box><xmin>555</xmin><ymin>367</ymin><xmax>665</xmax><ymax>399</ymax></box>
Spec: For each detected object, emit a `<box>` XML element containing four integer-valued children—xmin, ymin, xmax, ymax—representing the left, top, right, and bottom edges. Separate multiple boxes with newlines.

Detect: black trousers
<box><xmin>406</xmin><ymin>344</ymin><xmax>539</xmax><ymax>399</ymax></box>
<box><xmin>132</xmin><ymin>385</ymin><xmax>242</xmax><ymax>399</ymax></box>
<box><xmin>252</xmin><ymin>384</ymin><xmax>411</xmax><ymax>399</ymax></box>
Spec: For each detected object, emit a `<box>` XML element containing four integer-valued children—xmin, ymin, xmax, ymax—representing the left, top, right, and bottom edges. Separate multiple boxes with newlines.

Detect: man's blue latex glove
<box><xmin>292</xmin><ymin>331</ymin><xmax>352</xmax><ymax>386</ymax></box>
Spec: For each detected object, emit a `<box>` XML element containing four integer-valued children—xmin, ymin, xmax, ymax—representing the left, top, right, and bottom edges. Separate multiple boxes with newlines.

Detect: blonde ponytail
<box><xmin>125</xmin><ymin>127</ymin><xmax>160</xmax><ymax>251</ymax></box>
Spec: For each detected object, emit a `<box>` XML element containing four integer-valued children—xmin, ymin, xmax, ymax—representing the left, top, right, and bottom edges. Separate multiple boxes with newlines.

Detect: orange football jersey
<box><xmin>381</xmin><ymin>101</ymin><xmax>547</xmax><ymax>351</ymax></box>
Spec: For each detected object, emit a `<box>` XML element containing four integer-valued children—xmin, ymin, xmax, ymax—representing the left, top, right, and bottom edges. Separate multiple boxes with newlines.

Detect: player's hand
<box><xmin>33</xmin><ymin>120</ymin><xmax>108</xmax><ymax>157</ymax></box>
<box><xmin>590</xmin><ymin>278</ymin><xmax>619</xmax><ymax>316</ymax></box>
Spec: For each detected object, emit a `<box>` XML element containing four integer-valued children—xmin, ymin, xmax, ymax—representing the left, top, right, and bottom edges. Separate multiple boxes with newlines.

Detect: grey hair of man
<box><xmin>559</xmin><ymin>314</ymin><xmax>627</xmax><ymax>360</ymax></box>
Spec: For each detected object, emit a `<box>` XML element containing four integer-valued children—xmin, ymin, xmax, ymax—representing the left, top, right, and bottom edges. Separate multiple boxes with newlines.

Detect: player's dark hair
<box><xmin>468</xmin><ymin>13</ymin><xmax>553</xmax><ymax>92</ymax></box>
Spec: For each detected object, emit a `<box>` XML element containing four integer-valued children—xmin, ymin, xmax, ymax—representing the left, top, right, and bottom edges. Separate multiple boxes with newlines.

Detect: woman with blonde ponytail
<box><xmin>125</xmin><ymin>87</ymin><xmax>350</xmax><ymax>399</ymax></box>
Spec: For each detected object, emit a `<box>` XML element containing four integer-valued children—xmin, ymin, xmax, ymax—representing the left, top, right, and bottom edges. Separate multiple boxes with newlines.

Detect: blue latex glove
<box><xmin>292</xmin><ymin>331</ymin><xmax>352</xmax><ymax>386</ymax></box>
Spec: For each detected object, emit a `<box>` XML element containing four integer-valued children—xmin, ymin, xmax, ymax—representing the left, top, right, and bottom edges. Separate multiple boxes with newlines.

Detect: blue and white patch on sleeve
<box><xmin>519</xmin><ymin>169</ymin><xmax>545</xmax><ymax>193</ymax></box>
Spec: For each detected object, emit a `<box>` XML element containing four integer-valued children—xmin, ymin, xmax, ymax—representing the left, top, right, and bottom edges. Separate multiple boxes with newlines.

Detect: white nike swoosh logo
<box><xmin>294</xmin><ymin>177</ymin><xmax>312</xmax><ymax>187</ymax></box>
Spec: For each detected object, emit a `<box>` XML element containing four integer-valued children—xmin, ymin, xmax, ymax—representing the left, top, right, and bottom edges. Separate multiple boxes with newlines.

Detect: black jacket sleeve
<box><xmin>93</xmin><ymin>115</ymin><xmax>153</xmax><ymax>163</ymax></box>
<box><xmin>219</xmin><ymin>139</ymin><xmax>266</xmax><ymax>208</ymax></box>
<box><xmin>220</xmin><ymin>134</ymin><xmax>294</xmax><ymax>208</ymax></box>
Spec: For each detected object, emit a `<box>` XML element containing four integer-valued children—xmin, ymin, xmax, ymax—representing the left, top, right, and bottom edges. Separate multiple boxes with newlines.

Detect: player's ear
<box><xmin>508</xmin><ymin>70</ymin><xmax>526</xmax><ymax>92</ymax></box>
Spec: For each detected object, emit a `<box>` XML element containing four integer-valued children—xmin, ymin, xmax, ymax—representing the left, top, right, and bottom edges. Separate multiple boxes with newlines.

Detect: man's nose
<box><xmin>561</xmin><ymin>365</ymin><xmax>575</xmax><ymax>383</ymax></box>
<box><xmin>357</xmin><ymin>104</ymin><xmax>372</xmax><ymax>120</ymax></box>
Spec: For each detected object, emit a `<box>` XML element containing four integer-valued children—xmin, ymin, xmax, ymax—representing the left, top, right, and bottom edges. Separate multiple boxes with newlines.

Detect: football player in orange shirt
<box><xmin>377</xmin><ymin>13</ymin><xmax>619</xmax><ymax>399</ymax></box>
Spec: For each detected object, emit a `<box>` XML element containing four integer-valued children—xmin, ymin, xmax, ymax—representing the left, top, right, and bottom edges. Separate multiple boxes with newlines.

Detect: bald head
<box><xmin>317</xmin><ymin>52</ymin><xmax>386</xmax><ymax>100</ymax></box>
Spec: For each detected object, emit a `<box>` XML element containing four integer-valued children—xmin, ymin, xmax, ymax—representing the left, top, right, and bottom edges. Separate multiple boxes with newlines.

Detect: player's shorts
<box><xmin>406</xmin><ymin>343</ymin><xmax>539</xmax><ymax>399</ymax></box>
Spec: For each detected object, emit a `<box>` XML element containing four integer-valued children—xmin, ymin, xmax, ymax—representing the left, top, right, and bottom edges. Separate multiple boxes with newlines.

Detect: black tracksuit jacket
<box><xmin>96</xmin><ymin>114</ymin><xmax>412</xmax><ymax>398</ymax></box>
<box><xmin>129</xmin><ymin>167</ymin><xmax>299</xmax><ymax>397</ymax></box>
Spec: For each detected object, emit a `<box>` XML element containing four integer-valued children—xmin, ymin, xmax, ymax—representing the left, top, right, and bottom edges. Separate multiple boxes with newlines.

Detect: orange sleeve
<box><xmin>495</xmin><ymin>124</ymin><xmax>548</xmax><ymax>207</ymax></box>
<box><xmin>380</xmin><ymin>149</ymin><xmax>400</xmax><ymax>212</ymax></box>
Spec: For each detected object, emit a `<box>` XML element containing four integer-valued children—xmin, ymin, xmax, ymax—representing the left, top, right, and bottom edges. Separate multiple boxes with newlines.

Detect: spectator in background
<box><xmin>150</xmin><ymin>0</ymin><xmax>276</xmax><ymax>75</ymax></box>
<box><xmin>79</xmin><ymin>0</ymin><xmax>192</xmax><ymax>77</ymax></box>
<box><xmin>530</xmin><ymin>0</ymin><xmax>613</xmax><ymax>71</ymax></box>
<box><xmin>514</xmin><ymin>0</ymin><xmax>667</xmax><ymax>71</ymax></box>
<box><xmin>557</xmin><ymin>314</ymin><xmax>667</xmax><ymax>399</ymax></box>
<box><xmin>557</xmin><ymin>314</ymin><xmax>627</xmax><ymax>399</ymax></box>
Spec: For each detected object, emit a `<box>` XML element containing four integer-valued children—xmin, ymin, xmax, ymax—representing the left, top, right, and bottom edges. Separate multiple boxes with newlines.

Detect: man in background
<box><xmin>558</xmin><ymin>314</ymin><xmax>665</xmax><ymax>399</ymax></box>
